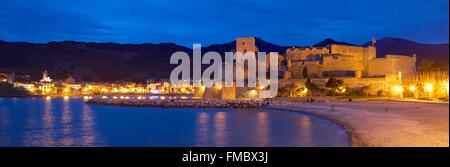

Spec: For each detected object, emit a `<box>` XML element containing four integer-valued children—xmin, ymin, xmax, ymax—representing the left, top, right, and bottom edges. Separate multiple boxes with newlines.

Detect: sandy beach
<box><xmin>270</xmin><ymin>100</ymin><xmax>449</xmax><ymax>147</ymax></box>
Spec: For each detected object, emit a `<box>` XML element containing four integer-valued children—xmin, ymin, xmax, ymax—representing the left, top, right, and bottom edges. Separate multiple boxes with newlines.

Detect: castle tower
<box><xmin>236</xmin><ymin>37</ymin><xmax>258</xmax><ymax>54</ymax></box>
<box><xmin>234</xmin><ymin>38</ymin><xmax>261</xmax><ymax>99</ymax></box>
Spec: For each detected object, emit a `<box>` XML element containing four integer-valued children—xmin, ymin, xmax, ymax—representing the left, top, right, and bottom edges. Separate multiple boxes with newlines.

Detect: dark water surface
<box><xmin>0</xmin><ymin>97</ymin><xmax>349</xmax><ymax>147</ymax></box>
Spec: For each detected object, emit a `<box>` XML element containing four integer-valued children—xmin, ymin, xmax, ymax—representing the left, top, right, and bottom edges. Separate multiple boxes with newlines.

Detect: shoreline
<box><xmin>265</xmin><ymin>107</ymin><xmax>365</xmax><ymax>147</ymax></box>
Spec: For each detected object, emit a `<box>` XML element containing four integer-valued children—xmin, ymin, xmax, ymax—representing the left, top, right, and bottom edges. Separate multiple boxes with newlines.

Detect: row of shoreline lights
<box><xmin>393</xmin><ymin>81</ymin><xmax>449</xmax><ymax>96</ymax></box>
<box><xmin>45</xmin><ymin>95</ymin><xmax>189</xmax><ymax>100</ymax></box>
<box><xmin>213</xmin><ymin>84</ymin><xmax>267</xmax><ymax>90</ymax></box>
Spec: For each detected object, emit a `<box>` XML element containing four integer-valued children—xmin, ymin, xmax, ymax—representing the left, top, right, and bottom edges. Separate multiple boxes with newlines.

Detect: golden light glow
<box><xmin>63</xmin><ymin>88</ymin><xmax>70</xmax><ymax>93</ymax></box>
<box><xmin>424</xmin><ymin>83</ymin><xmax>433</xmax><ymax>93</ymax></box>
<box><xmin>101</xmin><ymin>96</ymin><xmax>108</xmax><ymax>99</ymax></box>
<box><xmin>120</xmin><ymin>88</ymin><xmax>129</xmax><ymax>93</ymax></box>
<box><xmin>63</xmin><ymin>96</ymin><xmax>69</xmax><ymax>100</ymax></box>
<box><xmin>336</xmin><ymin>86</ymin><xmax>346</xmax><ymax>93</ymax></box>
<box><xmin>393</xmin><ymin>85</ymin><xmax>403</xmax><ymax>93</ymax></box>
<box><xmin>248</xmin><ymin>90</ymin><xmax>258</xmax><ymax>97</ymax></box>
<box><xmin>101</xmin><ymin>88</ymin><xmax>108</xmax><ymax>92</ymax></box>
<box><xmin>408</xmin><ymin>85</ymin><xmax>416</xmax><ymax>92</ymax></box>
<box><xmin>302</xmin><ymin>87</ymin><xmax>308</xmax><ymax>94</ymax></box>
<box><xmin>215</xmin><ymin>84</ymin><xmax>222</xmax><ymax>90</ymax></box>
<box><xmin>443</xmin><ymin>81</ymin><xmax>449</xmax><ymax>92</ymax></box>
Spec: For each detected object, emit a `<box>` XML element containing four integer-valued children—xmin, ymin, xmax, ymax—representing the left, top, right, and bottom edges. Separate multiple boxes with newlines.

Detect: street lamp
<box><xmin>408</xmin><ymin>85</ymin><xmax>416</xmax><ymax>92</ymax></box>
<box><xmin>424</xmin><ymin>83</ymin><xmax>433</xmax><ymax>93</ymax></box>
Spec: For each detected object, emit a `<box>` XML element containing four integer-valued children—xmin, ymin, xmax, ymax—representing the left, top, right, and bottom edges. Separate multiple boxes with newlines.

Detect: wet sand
<box><xmin>271</xmin><ymin>101</ymin><xmax>449</xmax><ymax>147</ymax></box>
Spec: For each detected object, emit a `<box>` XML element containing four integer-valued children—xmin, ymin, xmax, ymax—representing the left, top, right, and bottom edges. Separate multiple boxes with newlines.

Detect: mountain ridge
<box><xmin>0</xmin><ymin>37</ymin><xmax>448</xmax><ymax>81</ymax></box>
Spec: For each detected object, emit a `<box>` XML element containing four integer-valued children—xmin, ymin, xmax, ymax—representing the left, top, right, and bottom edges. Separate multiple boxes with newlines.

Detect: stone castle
<box><xmin>284</xmin><ymin>41</ymin><xmax>416</xmax><ymax>80</ymax></box>
<box><xmin>281</xmin><ymin>37</ymin><xmax>416</xmax><ymax>96</ymax></box>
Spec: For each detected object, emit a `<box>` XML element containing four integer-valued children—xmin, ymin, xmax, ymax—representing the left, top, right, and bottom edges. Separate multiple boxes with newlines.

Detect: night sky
<box><xmin>0</xmin><ymin>0</ymin><xmax>448</xmax><ymax>46</ymax></box>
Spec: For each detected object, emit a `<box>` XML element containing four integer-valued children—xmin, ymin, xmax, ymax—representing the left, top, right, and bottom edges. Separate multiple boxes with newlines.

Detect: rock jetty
<box><xmin>86</xmin><ymin>97</ymin><xmax>304</xmax><ymax>108</ymax></box>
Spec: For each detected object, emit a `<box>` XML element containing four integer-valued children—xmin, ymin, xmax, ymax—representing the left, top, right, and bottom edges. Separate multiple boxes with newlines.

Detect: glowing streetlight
<box><xmin>63</xmin><ymin>88</ymin><xmax>70</xmax><ymax>94</ymax></box>
<box><xmin>101</xmin><ymin>88</ymin><xmax>108</xmax><ymax>93</ymax></box>
<box><xmin>337</xmin><ymin>86</ymin><xmax>346</xmax><ymax>93</ymax></box>
<box><xmin>393</xmin><ymin>85</ymin><xmax>403</xmax><ymax>93</ymax></box>
<box><xmin>408</xmin><ymin>85</ymin><xmax>416</xmax><ymax>92</ymax></box>
<box><xmin>443</xmin><ymin>81</ymin><xmax>449</xmax><ymax>92</ymax></box>
<box><xmin>302</xmin><ymin>87</ymin><xmax>308</xmax><ymax>94</ymax></box>
<box><xmin>424</xmin><ymin>83</ymin><xmax>433</xmax><ymax>93</ymax></box>
<box><xmin>215</xmin><ymin>84</ymin><xmax>222</xmax><ymax>90</ymax></box>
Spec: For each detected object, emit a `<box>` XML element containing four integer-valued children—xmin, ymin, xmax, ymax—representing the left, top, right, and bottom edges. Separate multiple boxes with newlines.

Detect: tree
<box><xmin>325</xmin><ymin>77</ymin><xmax>344</xmax><ymax>96</ymax></box>
<box><xmin>305</xmin><ymin>78</ymin><xmax>318</xmax><ymax>96</ymax></box>
<box><xmin>418</xmin><ymin>58</ymin><xmax>438</xmax><ymax>72</ymax></box>
<box><xmin>277</xmin><ymin>83</ymin><xmax>308</xmax><ymax>97</ymax></box>
<box><xmin>302</xmin><ymin>66</ymin><xmax>309</xmax><ymax>79</ymax></box>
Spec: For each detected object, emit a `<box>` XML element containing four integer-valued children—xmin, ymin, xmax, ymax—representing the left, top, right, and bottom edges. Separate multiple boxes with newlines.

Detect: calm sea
<box><xmin>0</xmin><ymin>97</ymin><xmax>349</xmax><ymax>147</ymax></box>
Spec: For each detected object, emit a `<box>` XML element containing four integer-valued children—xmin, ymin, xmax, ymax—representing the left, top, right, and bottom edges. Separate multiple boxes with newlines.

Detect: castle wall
<box><xmin>286</xmin><ymin>47</ymin><xmax>329</xmax><ymax>60</ymax></box>
<box><xmin>222</xmin><ymin>85</ymin><xmax>236</xmax><ymax>100</ymax></box>
<box><xmin>289</xmin><ymin>62</ymin><xmax>323</xmax><ymax>79</ymax></box>
<box><xmin>322</xmin><ymin>55</ymin><xmax>364</xmax><ymax>73</ymax></box>
<box><xmin>368</xmin><ymin>55</ymin><xmax>416</xmax><ymax>79</ymax></box>
<box><xmin>284</xmin><ymin>43</ymin><xmax>418</xmax><ymax>82</ymax></box>
<box><xmin>280</xmin><ymin>76</ymin><xmax>400</xmax><ymax>96</ymax></box>
<box><xmin>328</xmin><ymin>44</ymin><xmax>376</xmax><ymax>76</ymax></box>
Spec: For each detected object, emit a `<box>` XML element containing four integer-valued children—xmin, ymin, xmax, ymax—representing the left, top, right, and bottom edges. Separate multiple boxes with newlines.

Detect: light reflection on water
<box><xmin>196</xmin><ymin>112</ymin><xmax>209</xmax><ymax>146</ymax></box>
<box><xmin>0</xmin><ymin>97</ymin><xmax>349</xmax><ymax>147</ymax></box>
<box><xmin>256</xmin><ymin>112</ymin><xmax>269</xmax><ymax>147</ymax></box>
<box><xmin>299</xmin><ymin>116</ymin><xmax>312</xmax><ymax>146</ymax></box>
<box><xmin>214</xmin><ymin>112</ymin><xmax>227</xmax><ymax>147</ymax></box>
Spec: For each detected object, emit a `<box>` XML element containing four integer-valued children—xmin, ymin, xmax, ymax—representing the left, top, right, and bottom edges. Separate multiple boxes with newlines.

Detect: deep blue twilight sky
<box><xmin>0</xmin><ymin>0</ymin><xmax>448</xmax><ymax>46</ymax></box>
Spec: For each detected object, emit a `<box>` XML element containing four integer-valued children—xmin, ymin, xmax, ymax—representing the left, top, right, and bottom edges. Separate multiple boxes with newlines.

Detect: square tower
<box><xmin>236</xmin><ymin>37</ymin><xmax>258</xmax><ymax>54</ymax></box>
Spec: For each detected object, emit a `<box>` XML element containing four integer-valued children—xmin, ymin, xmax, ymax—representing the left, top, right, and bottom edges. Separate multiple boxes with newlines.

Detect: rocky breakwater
<box><xmin>86</xmin><ymin>97</ymin><xmax>305</xmax><ymax>108</ymax></box>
